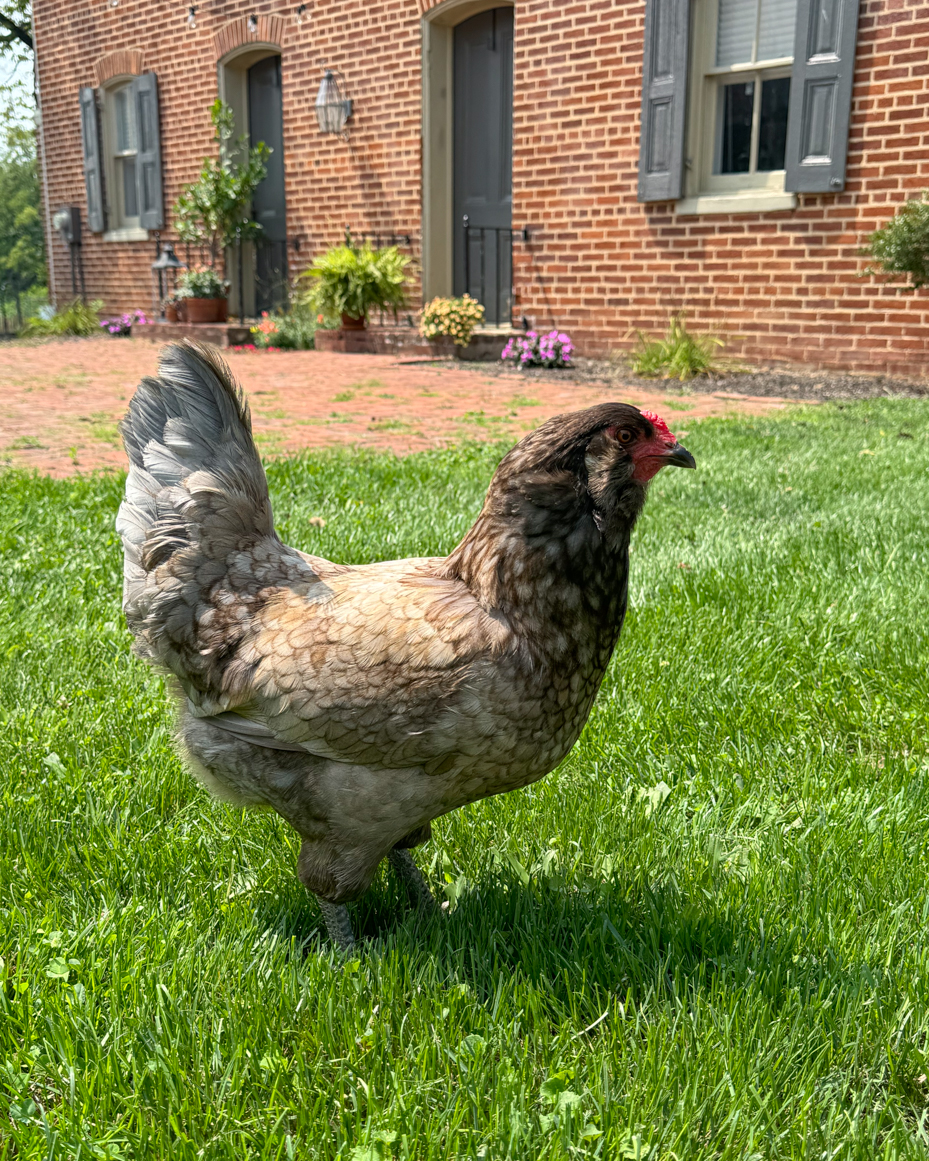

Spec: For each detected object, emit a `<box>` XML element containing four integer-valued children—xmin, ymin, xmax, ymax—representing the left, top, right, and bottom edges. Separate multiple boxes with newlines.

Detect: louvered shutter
<box><xmin>637</xmin><ymin>0</ymin><xmax>690</xmax><ymax>202</ymax></box>
<box><xmin>79</xmin><ymin>87</ymin><xmax>105</xmax><ymax>233</ymax></box>
<box><xmin>132</xmin><ymin>72</ymin><xmax>164</xmax><ymax>230</ymax></box>
<box><xmin>784</xmin><ymin>0</ymin><xmax>861</xmax><ymax>193</ymax></box>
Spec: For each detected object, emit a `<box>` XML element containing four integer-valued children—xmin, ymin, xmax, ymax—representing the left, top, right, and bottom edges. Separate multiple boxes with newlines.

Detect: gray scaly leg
<box><xmin>388</xmin><ymin>847</ymin><xmax>437</xmax><ymax>912</ymax></box>
<box><xmin>318</xmin><ymin>900</ymin><xmax>355</xmax><ymax>950</ymax></box>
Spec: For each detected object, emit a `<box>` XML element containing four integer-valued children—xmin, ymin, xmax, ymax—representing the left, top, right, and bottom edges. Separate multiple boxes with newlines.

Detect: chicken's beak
<box><xmin>663</xmin><ymin>443</ymin><xmax>696</xmax><ymax>469</ymax></box>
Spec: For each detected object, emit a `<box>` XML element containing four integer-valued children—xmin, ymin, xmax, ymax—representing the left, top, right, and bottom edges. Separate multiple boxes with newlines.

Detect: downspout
<box><xmin>32</xmin><ymin>1</ymin><xmax>57</xmax><ymax>308</ymax></box>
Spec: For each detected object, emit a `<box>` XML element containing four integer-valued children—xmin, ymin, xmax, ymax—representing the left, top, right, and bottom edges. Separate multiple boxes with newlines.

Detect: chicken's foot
<box><xmin>318</xmin><ymin>900</ymin><xmax>355</xmax><ymax>950</ymax></box>
<box><xmin>388</xmin><ymin>847</ymin><xmax>437</xmax><ymax>912</ymax></box>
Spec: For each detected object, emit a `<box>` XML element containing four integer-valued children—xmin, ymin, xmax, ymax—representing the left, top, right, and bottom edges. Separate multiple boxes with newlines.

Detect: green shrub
<box><xmin>250</xmin><ymin>307</ymin><xmax>316</xmax><ymax>350</ymax></box>
<box><xmin>22</xmin><ymin>298</ymin><xmax>103</xmax><ymax>337</ymax></box>
<box><xmin>861</xmin><ymin>196</ymin><xmax>929</xmax><ymax>289</ymax></box>
<box><xmin>628</xmin><ymin>313</ymin><xmax>727</xmax><ymax>380</ymax></box>
<box><xmin>177</xmin><ymin>267</ymin><xmax>228</xmax><ymax>299</ymax></box>
<box><xmin>300</xmin><ymin>234</ymin><xmax>410</xmax><ymax>323</ymax></box>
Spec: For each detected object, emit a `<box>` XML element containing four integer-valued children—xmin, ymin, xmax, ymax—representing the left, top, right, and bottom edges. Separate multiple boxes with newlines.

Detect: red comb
<box><xmin>641</xmin><ymin>409</ymin><xmax>675</xmax><ymax>444</ymax></box>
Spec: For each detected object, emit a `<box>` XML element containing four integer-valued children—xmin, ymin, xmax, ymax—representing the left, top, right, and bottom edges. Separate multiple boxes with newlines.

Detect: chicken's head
<box><xmin>586</xmin><ymin>406</ymin><xmax>696</xmax><ymax>484</ymax></box>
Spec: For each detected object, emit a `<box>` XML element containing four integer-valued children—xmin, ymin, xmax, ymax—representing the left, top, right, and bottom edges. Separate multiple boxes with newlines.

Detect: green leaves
<box><xmin>862</xmin><ymin>195</ymin><xmax>929</xmax><ymax>290</ymax></box>
<box><xmin>172</xmin><ymin>100</ymin><xmax>270</xmax><ymax>265</ymax></box>
<box><xmin>302</xmin><ymin>236</ymin><xmax>411</xmax><ymax>322</ymax></box>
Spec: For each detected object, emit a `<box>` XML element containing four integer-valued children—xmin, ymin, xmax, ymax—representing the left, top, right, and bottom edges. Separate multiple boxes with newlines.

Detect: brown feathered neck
<box><xmin>438</xmin><ymin>404</ymin><xmax>651</xmax><ymax>654</ymax></box>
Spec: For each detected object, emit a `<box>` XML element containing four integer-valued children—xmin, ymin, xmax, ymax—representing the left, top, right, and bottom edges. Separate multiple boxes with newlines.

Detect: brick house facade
<box><xmin>33</xmin><ymin>0</ymin><xmax>929</xmax><ymax>374</ymax></box>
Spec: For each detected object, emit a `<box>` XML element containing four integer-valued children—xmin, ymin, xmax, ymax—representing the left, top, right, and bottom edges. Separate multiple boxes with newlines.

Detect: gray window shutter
<box><xmin>637</xmin><ymin>0</ymin><xmax>690</xmax><ymax>202</ymax></box>
<box><xmin>132</xmin><ymin>72</ymin><xmax>164</xmax><ymax>230</ymax></box>
<box><xmin>784</xmin><ymin>0</ymin><xmax>861</xmax><ymax>193</ymax></box>
<box><xmin>79</xmin><ymin>87</ymin><xmax>105</xmax><ymax>233</ymax></box>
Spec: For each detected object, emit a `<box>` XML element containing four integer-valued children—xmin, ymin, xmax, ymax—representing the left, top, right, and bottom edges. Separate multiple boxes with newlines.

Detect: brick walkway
<box><xmin>0</xmin><ymin>337</ymin><xmax>792</xmax><ymax>477</ymax></box>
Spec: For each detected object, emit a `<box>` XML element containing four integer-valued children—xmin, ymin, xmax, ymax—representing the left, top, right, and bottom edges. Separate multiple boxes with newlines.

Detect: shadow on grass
<box><xmin>253</xmin><ymin>866</ymin><xmax>830</xmax><ymax>1016</ymax></box>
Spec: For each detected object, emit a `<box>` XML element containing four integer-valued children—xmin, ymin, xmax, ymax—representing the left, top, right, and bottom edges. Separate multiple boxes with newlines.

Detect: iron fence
<box><xmin>462</xmin><ymin>217</ymin><xmax>528</xmax><ymax>326</ymax></box>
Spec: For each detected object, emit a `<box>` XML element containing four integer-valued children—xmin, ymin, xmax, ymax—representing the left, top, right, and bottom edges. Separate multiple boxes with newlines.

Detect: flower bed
<box><xmin>501</xmin><ymin>330</ymin><xmax>574</xmax><ymax>368</ymax></box>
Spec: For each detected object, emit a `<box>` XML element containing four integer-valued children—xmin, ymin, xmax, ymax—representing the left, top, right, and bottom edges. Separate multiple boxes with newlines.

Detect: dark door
<box><xmin>248</xmin><ymin>55</ymin><xmax>288</xmax><ymax>314</ymax></box>
<box><xmin>453</xmin><ymin>7</ymin><xmax>513</xmax><ymax>323</ymax></box>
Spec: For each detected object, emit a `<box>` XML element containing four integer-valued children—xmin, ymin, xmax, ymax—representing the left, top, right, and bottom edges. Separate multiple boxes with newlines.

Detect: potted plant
<box><xmin>420</xmin><ymin>294</ymin><xmax>485</xmax><ymax>355</ymax></box>
<box><xmin>163</xmin><ymin>295</ymin><xmax>180</xmax><ymax>323</ymax></box>
<box><xmin>302</xmin><ymin>234</ymin><xmax>410</xmax><ymax>329</ymax></box>
<box><xmin>176</xmin><ymin>267</ymin><xmax>230</xmax><ymax>324</ymax></box>
<box><xmin>172</xmin><ymin>99</ymin><xmax>269</xmax><ymax>319</ymax></box>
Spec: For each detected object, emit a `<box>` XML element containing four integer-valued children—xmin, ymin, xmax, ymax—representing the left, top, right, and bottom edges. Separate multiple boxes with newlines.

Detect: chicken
<box><xmin>117</xmin><ymin>342</ymin><xmax>695</xmax><ymax>948</ymax></box>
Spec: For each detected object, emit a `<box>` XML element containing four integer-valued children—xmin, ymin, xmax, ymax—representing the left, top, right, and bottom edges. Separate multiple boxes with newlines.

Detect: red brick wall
<box><xmin>34</xmin><ymin>0</ymin><xmax>929</xmax><ymax>374</ymax></box>
<box><xmin>511</xmin><ymin>0</ymin><xmax>929</xmax><ymax>373</ymax></box>
<box><xmin>34</xmin><ymin>0</ymin><xmax>425</xmax><ymax>318</ymax></box>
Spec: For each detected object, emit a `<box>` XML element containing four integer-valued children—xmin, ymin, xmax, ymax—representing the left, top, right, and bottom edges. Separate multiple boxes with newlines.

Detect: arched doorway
<box><xmin>421</xmin><ymin>0</ymin><xmax>514</xmax><ymax>322</ymax></box>
<box><xmin>452</xmin><ymin>7</ymin><xmax>513</xmax><ymax>323</ymax></box>
<box><xmin>219</xmin><ymin>46</ymin><xmax>288</xmax><ymax>317</ymax></box>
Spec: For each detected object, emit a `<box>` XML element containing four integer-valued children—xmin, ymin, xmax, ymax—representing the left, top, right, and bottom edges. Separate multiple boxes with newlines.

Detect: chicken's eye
<box><xmin>617</xmin><ymin>429</ymin><xmax>634</xmax><ymax>445</ymax></box>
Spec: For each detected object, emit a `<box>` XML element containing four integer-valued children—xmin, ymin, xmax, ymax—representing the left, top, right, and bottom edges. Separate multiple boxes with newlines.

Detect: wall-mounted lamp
<box><xmin>247</xmin><ymin>13</ymin><xmax>258</xmax><ymax>33</ymax></box>
<box><xmin>186</xmin><ymin>5</ymin><xmax>197</xmax><ymax>29</ymax></box>
<box><xmin>315</xmin><ymin>70</ymin><xmax>352</xmax><ymax>137</ymax></box>
<box><xmin>294</xmin><ymin>3</ymin><xmax>308</xmax><ymax>25</ymax></box>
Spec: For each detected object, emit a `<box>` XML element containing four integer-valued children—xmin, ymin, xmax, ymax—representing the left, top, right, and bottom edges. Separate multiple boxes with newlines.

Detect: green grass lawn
<box><xmin>1</xmin><ymin>399</ymin><xmax>928</xmax><ymax>1160</ymax></box>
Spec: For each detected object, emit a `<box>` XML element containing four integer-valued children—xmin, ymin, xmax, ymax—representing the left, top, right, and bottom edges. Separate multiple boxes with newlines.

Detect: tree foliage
<box><xmin>862</xmin><ymin>196</ymin><xmax>929</xmax><ymax>290</ymax></box>
<box><xmin>173</xmin><ymin>100</ymin><xmax>270</xmax><ymax>268</ymax></box>
<box><xmin>0</xmin><ymin>0</ymin><xmax>32</xmax><ymax>55</ymax></box>
<box><xmin>0</xmin><ymin>122</ymin><xmax>45</xmax><ymax>295</ymax></box>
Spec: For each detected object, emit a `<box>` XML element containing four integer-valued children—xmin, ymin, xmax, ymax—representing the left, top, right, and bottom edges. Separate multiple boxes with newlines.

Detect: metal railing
<box><xmin>462</xmin><ymin>217</ymin><xmax>528</xmax><ymax>326</ymax></box>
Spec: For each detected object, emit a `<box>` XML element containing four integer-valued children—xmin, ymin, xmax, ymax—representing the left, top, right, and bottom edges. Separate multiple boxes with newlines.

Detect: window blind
<box><xmin>716</xmin><ymin>0</ymin><xmax>797</xmax><ymax>66</ymax></box>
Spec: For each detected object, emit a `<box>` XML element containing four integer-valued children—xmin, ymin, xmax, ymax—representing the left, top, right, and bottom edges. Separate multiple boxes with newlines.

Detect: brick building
<box><xmin>33</xmin><ymin>0</ymin><xmax>929</xmax><ymax>373</ymax></box>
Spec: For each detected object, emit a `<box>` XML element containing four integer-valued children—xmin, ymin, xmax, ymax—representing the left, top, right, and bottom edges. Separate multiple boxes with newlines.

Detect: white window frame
<box><xmin>101</xmin><ymin>76</ymin><xmax>147</xmax><ymax>240</ymax></box>
<box><xmin>682</xmin><ymin>0</ymin><xmax>797</xmax><ymax>210</ymax></box>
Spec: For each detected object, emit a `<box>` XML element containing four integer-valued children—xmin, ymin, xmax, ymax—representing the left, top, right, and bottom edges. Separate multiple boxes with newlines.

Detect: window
<box><xmin>80</xmin><ymin>74</ymin><xmax>164</xmax><ymax>237</ymax></box>
<box><xmin>107</xmin><ymin>82</ymin><xmax>140</xmax><ymax>229</ymax></box>
<box><xmin>690</xmin><ymin>0</ymin><xmax>796</xmax><ymax>197</ymax></box>
<box><xmin>637</xmin><ymin>0</ymin><xmax>862</xmax><ymax>206</ymax></box>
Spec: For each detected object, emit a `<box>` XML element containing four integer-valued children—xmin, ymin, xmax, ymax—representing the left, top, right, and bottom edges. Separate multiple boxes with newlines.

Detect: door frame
<box><xmin>421</xmin><ymin>0</ymin><xmax>514</xmax><ymax>303</ymax></box>
<box><xmin>217</xmin><ymin>42</ymin><xmax>282</xmax><ymax>318</ymax></box>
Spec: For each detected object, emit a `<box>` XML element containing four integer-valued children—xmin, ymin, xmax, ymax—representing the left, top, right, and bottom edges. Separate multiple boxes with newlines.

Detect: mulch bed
<box><xmin>431</xmin><ymin>355</ymin><xmax>929</xmax><ymax>401</ymax></box>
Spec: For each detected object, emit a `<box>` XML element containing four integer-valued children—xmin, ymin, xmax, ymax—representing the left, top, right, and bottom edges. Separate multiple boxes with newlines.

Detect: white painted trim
<box><xmin>103</xmin><ymin>227</ymin><xmax>150</xmax><ymax>242</ymax></box>
<box><xmin>675</xmin><ymin>191</ymin><xmax>797</xmax><ymax>215</ymax></box>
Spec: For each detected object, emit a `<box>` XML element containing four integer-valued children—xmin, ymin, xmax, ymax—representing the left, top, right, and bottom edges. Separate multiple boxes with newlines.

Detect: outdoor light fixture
<box><xmin>247</xmin><ymin>12</ymin><xmax>258</xmax><ymax>33</ymax></box>
<box><xmin>315</xmin><ymin>70</ymin><xmax>352</xmax><ymax>137</ymax></box>
<box><xmin>294</xmin><ymin>3</ymin><xmax>308</xmax><ymax>25</ymax></box>
<box><xmin>151</xmin><ymin>242</ymin><xmax>186</xmax><ymax>315</ymax></box>
<box><xmin>187</xmin><ymin>5</ymin><xmax>197</xmax><ymax>29</ymax></box>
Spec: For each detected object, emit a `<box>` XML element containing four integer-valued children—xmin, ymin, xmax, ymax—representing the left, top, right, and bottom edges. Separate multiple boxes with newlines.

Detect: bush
<box><xmin>300</xmin><ymin>235</ymin><xmax>410</xmax><ymax>323</ymax></box>
<box><xmin>250</xmin><ymin>308</ymin><xmax>316</xmax><ymax>350</ymax></box>
<box><xmin>628</xmin><ymin>314</ymin><xmax>726</xmax><ymax>380</ymax></box>
<box><xmin>501</xmin><ymin>329</ymin><xmax>574</xmax><ymax>368</ymax></box>
<box><xmin>177</xmin><ymin>267</ymin><xmax>228</xmax><ymax>299</ymax></box>
<box><xmin>419</xmin><ymin>294</ymin><xmax>484</xmax><ymax>347</ymax></box>
<box><xmin>861</xmin><ymin>196</ymin><xmax>929</xmax><ymax>289</ymax></box>
<box><xmin>23</xmin><ymin>298</ymin><xmax>103</xmax><ymax>337</ymax></box>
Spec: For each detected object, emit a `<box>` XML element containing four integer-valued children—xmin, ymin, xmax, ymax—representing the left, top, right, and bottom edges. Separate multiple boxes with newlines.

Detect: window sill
<box><xmin>103</xmin><ymin>227</ymin><xmax>149</xmax><ymax>242</ymax></box>
<box><xmin>675</xmin><ymin>192</ymin><xmax>797</xmax><ymax>216</ymax></box>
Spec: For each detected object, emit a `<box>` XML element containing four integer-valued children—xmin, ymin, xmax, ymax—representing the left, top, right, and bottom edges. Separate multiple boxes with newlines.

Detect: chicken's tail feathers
<box><xmin>117</xmin><ymin>342</ymin><xmax>279</xmax><ymax>666</ymax></box>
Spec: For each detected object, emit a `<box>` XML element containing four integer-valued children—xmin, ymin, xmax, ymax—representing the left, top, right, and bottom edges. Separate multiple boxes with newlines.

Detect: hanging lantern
<box><xmin>315</xmin><ymin>70</ymin><xmax>352</xmax><ymax>136</ymax></box>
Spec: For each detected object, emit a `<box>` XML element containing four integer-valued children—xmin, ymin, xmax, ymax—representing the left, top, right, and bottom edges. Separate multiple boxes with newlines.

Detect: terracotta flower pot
<box><xmin>185</xmin><ymin>297</ymin><xmax>228</xmax><ymax>324</ymax></box>
<box><xmin>164</xmin><ymin>303</ymin><xmax>179</xmax><ymax>323</ymax></box>
<box><xmin>340</xmin><ymin>312</ymin><xmax>367</xmax><ymax>330</ymax></box>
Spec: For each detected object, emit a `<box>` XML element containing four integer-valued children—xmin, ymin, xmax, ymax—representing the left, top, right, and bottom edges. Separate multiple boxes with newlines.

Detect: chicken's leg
<box><xmin>388</xmin><ymin>846</ymin><xmax>437</xmax><ymax>912</ymax></box>
<box><xmin>318</xmin><ymin>900</ymin><xmax>355</xmax><ymax>950</ymax></box>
